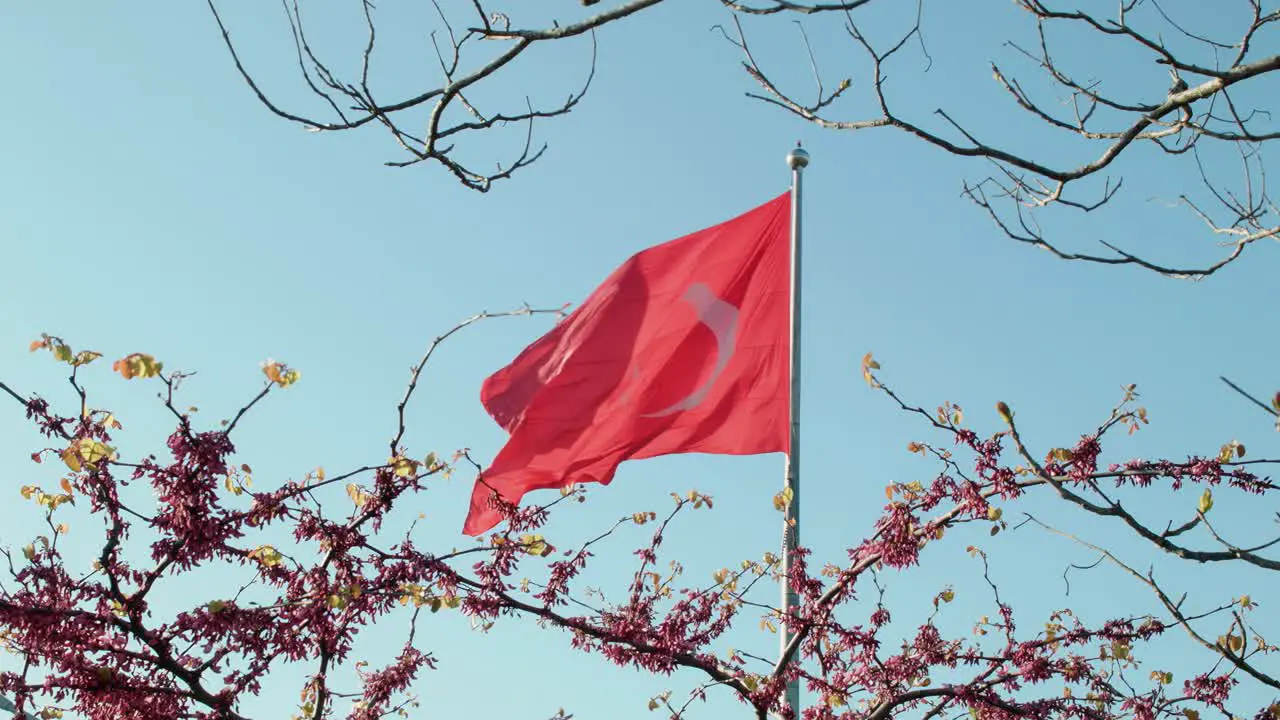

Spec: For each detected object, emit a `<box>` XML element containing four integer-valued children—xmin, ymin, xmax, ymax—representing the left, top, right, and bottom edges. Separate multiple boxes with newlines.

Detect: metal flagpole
<box><xmin>781</xmin><ymin>143</ymin><xmax>808</xmax><ymax>717</ymax></box>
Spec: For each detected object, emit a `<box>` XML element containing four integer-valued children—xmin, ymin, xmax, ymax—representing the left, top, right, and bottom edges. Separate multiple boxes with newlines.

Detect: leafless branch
<box><xmin>390</xmin><ymin>303</ymin><xmax>568</xmax><ymax>456</ymax></box>
<box><xmin>728</xmin><ymin>0</ymin><xmax>1280</xmax><ymax>278</ymax></box>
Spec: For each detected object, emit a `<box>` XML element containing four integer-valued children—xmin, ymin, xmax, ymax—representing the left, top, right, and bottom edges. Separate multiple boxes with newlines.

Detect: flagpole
<box><xmin>781</xmin><ymin>143</ymin><xmax>808</xmax><ymax>718</ymax></box>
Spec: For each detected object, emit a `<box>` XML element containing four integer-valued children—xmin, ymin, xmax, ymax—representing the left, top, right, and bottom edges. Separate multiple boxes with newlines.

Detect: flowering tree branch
<box><xmin>2</xmin><ymin>333</ymin><xmax>1277</xmax><ymax>720</ymax></box>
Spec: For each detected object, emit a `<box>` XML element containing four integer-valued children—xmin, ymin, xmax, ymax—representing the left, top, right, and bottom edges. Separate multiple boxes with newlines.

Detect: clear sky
<box><xmin>1</xmin><ymin>2</ymin><xmax>1276</xmax><ymax>719</ymax></box>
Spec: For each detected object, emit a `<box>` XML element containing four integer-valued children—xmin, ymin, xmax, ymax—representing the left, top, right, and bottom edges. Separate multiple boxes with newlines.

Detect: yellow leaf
<box><xmin>861</xmin><ymin>352</ymin><xmax>881</xmax><ymax>387</ymax></box>
<box><xmin>1217</xmin><ymin>440</ymin><xmax>1245</xmax><ymax>462</ymax></box>
<box><xmin>82</xmin><ymin>439</ymin><xmax>112</xmax><ymax>465</ymax></box>
<box><xmin>987</xmin><ymin>506</ymin><xmax>1003</xmax><ymax>522</ymax></box>
<box><xmin>249</xmin><ymin>545</ymin><xmax>283</xmax><ymax>567</ymax></box>
<box><xmin>61</xmin><ymin>439</ymin><xmax>107</xmax><ymax>472</ymax></box>
<box><xmin>346</xmin><ymin>483</ymin><xmax>368</xmax><ymax>507</ymax></box>
<box><xmin>61</xmin><ymin>439</ymin><xmax>114</xmax><ymax>472</ymax></box>
<box><xmin>773</xmin><ymin>486</ymin><xmax>794</xmax><ymax>512</ymax></box>
<box><xmin>1046</xmin><ymin>448</ymin><xmax>1073</xmax><ymax>463</ymax></box>
<box><xmin>1198</xmin><ymin>489</ymin><xmax>1213</xmax><ymax>514</ymax></box>
<box><xmin>207</xmin><ymin>600</ymin><xmax>228</xmax><ymax>614</ymax></box>
<box><xmin>389</xmin><ymin>456</ymin><xmax>420</xmax><ymax>478</ymax></box>
<box><xmin>22</xmin><ymin>544</ymin><xmax>35</xmax><ymax>561</ymax></box>
<box><xmin>647</xmin><ymin>699</ymin><xmax>660</xmax><ymax>711</ymax></box>
<box><xmin>261</xmin><ymin>359</ymin><xmax>301</xmax><ymax>388</ymax></box>
<box><xmin>996</xmin><ymin>401</ymin><xmax>1013</xmax><ymax>424</ymax></box>
<box><xmin>60</xmin><ymin>447</ymin><xmax>82</xmax><ymax>472</ymax></box>
<box><xmin>518</xmin><ymin>534</ymin><xmax>552</xmax><ymax>557</ymax></box>
<box><xmin>327</xmin><ymin>594</ymin><xmax>348</xmax><ymax>609</ymax></box>
<box><xmin>55</xmin><ymin>523</ymin><xmax>68</xmax><ymax>535</ymax></box>
<box><xmin>112</xmin><ymin>353</ymin><xmax>163</xmax><ymax>380</ymax></box>
<box><xmin>940</xmin><ymin>589</ymin><xmax>955</xmax><ymax>603</ymax></box>
<box><xmin>20</xmin><ymin>485</ymin><xmax>38</xmax><ymax>500</ymax></box>
<box><xmin>45</xmin><ymin>494</ymin><xmax>73</xmax><ymax>511</ymax></box>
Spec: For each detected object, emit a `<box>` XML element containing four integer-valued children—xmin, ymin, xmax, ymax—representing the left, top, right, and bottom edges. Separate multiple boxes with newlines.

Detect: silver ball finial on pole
<box><xmin>787</xmin><ymin>145</ymin><xmax>810</xmax><ymax>170</ymax></box>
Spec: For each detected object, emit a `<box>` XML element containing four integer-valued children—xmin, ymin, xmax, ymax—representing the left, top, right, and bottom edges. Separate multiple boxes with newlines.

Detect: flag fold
<box><xmin>465</xmin><ymin>193</ymin><xmax>791</xmax><ymax>535</ymax></box>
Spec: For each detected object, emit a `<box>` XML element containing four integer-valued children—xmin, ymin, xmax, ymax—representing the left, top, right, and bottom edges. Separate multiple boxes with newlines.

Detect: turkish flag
<box><xmin>464</xmin><ymin>193</ymin><xmax>791</xmax><ymax>535</ymax></box>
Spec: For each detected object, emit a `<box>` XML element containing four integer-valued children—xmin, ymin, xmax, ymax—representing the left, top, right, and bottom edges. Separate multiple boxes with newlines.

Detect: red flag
<box><xmin>464</xmin><ymin>193</ymin><xmax>791</xmax><ymax>535</ymax></box>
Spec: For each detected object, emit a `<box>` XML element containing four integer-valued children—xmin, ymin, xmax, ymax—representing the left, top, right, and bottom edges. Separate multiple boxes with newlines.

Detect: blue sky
<box><xmin>1</xmin><ymin>1</ymin><xmax>1276</xmax><ymax>718</ymax></box>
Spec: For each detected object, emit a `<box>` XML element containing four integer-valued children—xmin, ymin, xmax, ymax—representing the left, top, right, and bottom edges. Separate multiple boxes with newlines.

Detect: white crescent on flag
<box><xmin>642</xmin><ymin>282</ymin><xmax>740</xmax><ymax>417</ymax></box>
